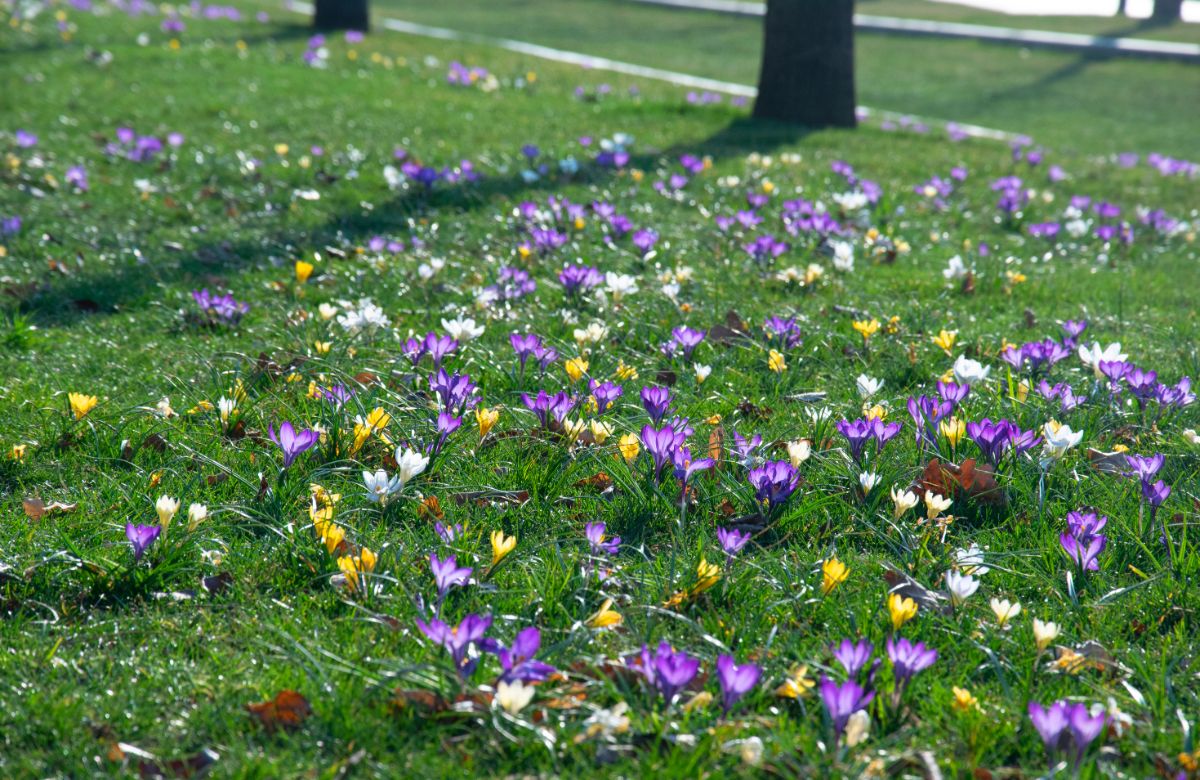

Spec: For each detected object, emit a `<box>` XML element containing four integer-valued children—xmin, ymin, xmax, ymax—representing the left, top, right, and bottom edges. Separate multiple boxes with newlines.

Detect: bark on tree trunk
<box><xmin>752</xmin><ymin>0</ymin><xmax>857</xmax><ymax>128</ymax></box>
<box><xmin>1151</xmin><ymin>0</ymin><xmax>1183</xmax><ymax>22</ymax></box>
<box><xmin>314</xmin><ymin>0</ymin><xmax>369</xmax><ymax>31</ymax></box>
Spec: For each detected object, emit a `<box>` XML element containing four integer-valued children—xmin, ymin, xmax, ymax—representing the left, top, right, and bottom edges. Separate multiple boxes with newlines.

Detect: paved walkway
<box><xmin>284</xmin><ymin>1</ymin><xmax>1019</xmax><ymax>142</ymax></box>
<box><xmin>627</xmin><ymin>0</ymin><xmax>1200</xmax><ymax>61</ymax></box>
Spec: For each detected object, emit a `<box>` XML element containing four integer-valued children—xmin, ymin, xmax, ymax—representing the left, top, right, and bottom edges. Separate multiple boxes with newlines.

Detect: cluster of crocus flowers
<box><xmin>1028</xmin><ymin>700</ymin><xmax>1107</xmax><ymax>771</ymax></box>
<box><xmin>309</xmin><ymin>484</ymin><xmax>376</xmax><ymax>592</ymax></box>
<box><xmin>1059</xmin><ymin>510</ymin><xmax>1108</xmax><ymax>572</ymax></box>
<box><xmin>836</xmin><ymin>417</ymin><xmax>901</xmax><ymax>464</ymax></box>
<box><xmin>747</xmin><ymin>460</ymin><xmax>800</xmax><ymax>514</ymax></box>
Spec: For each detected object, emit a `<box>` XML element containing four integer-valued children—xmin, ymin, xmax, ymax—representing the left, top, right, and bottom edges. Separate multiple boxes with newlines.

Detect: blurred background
<box><xmin>360</xmin><ymin>0</ymin><xmax>1200</xmax><ymax>155</ymax></box>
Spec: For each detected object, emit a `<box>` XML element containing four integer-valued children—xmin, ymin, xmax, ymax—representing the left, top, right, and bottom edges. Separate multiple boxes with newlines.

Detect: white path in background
<box><xmin>283</xmin><ymin>1</ymin><xmax>1019</xmax><ymax>142</ymax></box>
<box><xmin>626</xmin><ymin>0</ymin><xmax>1200</xmax><ymax>60</ymax></box>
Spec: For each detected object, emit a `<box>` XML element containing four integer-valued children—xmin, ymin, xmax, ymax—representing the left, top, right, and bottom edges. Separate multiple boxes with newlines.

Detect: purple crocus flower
<box><xmin>321</xmin><ymin>384</ymin><xmax>354</xmax><ymax>408</ymax></box>
<box><xmin>631</xmin><ymin>228</ymin><xmax>658</xmax><ymax>256</ymax></box>
<box><xmin>631</xmin><ymin>642</ymin><xmax>699</xmax><ymax>704</ymax></box>
<box><xmin>907</xmin><ymin>395</ymin><xmax>952</xmax><ymax>447</ymax></box>
<box><xmin>1060</xmin><ymin>509</ymin><xmax>1108</xmax><ymax>571</ymax></box>
<box><xmin>731</xmin><ymin>431</ymin><xmax>763</xmax><ymax>467</ymax></box>
<box><xmin>832</xmin><ymin>638</ymin><xmax>874</xmax><ymax>678</ymax></box>
<box><xmin>435</xmin><ymin>522</ymin><xmax>464</xmax><ymax>544</ymax></box>
<box><xmin>670</xmin><ymin>326</ymin><xmax>706</xmax><ymax>360</ymax></box>
<box><xmin>717</xmin><ymin>527</ymin><xmax>751</xmax><ymax>565</ymax></box>
<box><xmin>641</xmin><ymin>424</ymin><xmax>684</xmax><ymax>482</ymax></box>
<box><xmin>585</xmin><ymin>521</ymin><xmax>621</xmax><ymax>557</ymax></box>
<box><xmin>936</xmin><ymin>380</ymin><xmax>970</xmax><ymax>408</ymax></box>
<box><xmin>430</xmin><ymin>552</ymin><xmax>472</xmax><ymax>606</ymax></box>
<box><xmin>493</xmin><ymin>626</ymin><xmax>556</xmax><ymax>683</ymax></box>
<box><xmin>1028</xmin><ymin>700</ymin><xmax>1107</xmax><ymax>769</ymax></box>
<box><xmin>521</xmin><ymin>390</ymin><xmax>575</xmax><ymax>428</ymax></box>
<box><xmin>424</xmin><ymin>332</ymin><xmax>458</xmax><ymax>370</ymax></box>
<box><xmin>837</xmin><ymin>418</ymin><xmax>874</xmax><ymax>463</ymax></box>
<box><xmin>1142</xmin><ymin>479</ymin><xmax>1170</xmax><ymax>508</ymax></box>
<box><xmin>747</xmin><ymin>460</ymin><xmax>800</xmax><ymax>511</ymax></box>
<box><xmin>558</xmin><ymin>264</ymin><xmax>603</xmax><ymax>295</ymax></box>
<box><xmin>588</xmin><ymin>380</ymin><xmax>623</xmax><ymax>414</ymax></box>
<box><xmin>417</xmin><ymin>613</ymin><xmax>492</xmax><ymax>679</ymax></box>
<box><xmin>510</xmin><ymin>332</ymin><xmax>542</xmax><ymax>371</ymax></box>
<box><xmin>1060</xmin><ymin>534</ymin><xmax>1107</xmax><ymax>572</ymax></box>
<box><xmin>640</xmin><ymin>386</ymin><xmax>673</xmax><ymax>425</ymax></box>
<box><xmin>1125</xmin><ymin>453</ymin><xmax>1164</xmax><ymax>483</ymax></box>
<box><xmin>671</xmin><ymin>446</ymin><xmax>714</xmax><ymax>485</ymax></box>
<box><xmin>819</xmin><ymin>677</ymin><xmax>874</xmax><ymax>738</ymax></box>
<box><xmin>126</xmin><ymin>523</ymin><xmax>161</xmax><ymax>561</ymax></box>
<box><xmin>886</xmin><ymin>637</ymin><xmax>937</xmax><ymax>683</ymax></box>
<box><xmin>429</xmin><ymin>369</ymin><xmax>479</xmax><ymax>416</ymax></box>
<box><xmin>267</xmin><ymin>421</ymin><xmax>319</xmax><ymax>468</ymax></box>
<box><xmin>1124</xmin><ymin>367</ymin><xmax>1159</xmax><ymax>408</ymax></box>
<box><xmin>65</xmin><ymin>165</ymin><xmax>89</xmax><ymax>192</ymax></box>
<box><xmin>716</xmin><ymin>654</ymin><xmax>761</xmax><ymax>714</ymax></box>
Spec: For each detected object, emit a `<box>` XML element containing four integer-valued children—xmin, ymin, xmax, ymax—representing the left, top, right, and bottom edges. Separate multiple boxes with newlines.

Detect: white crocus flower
<box><xmin>831</xmin><ymin>240</ymin><xmax>855</xmax><ymax>272</ymax></box>
<box><xmin>155</xmin><ymin>495</ymin><xmax>180</xmax><ymax>528</ymax></box>
<box><xmin>495</xmin><ymin>679</ymin><xmax>535</xmax><ymax>715</ymax></box>
<box><xmin>604</xmin><ymin>272</ymin><xmax>639</xmax><ymax>301</ymax></box>
<box><xmin>990</xmin><ymin>597</ymin><xmax>1021</xmax><ymax>628</ymax></box>
<box><xmin>945</xmin><ymin>570</ymin><xmax>979</xmax><ymax>607</ymax></box>
<box><xmin>953</xmin><ymin>543</ymin><xmax>989</xmax><ymax>575</ymax></box>
<box><xmin>953</xmin><ymin>355</ymin><xmax>991</xmax><ymax>384</ymax></box>
<box><xmin>395</xmin><ymin>447</ymin><xmax>430</xmax><ymax>487</ymax></box>
<box><xmin>890</xmin><ymin>486</ymin><xmax>919</xmax><ymax>519</ymax></box>
<box><xmin>187</xmin><ymin>503</ymin><xmax>208</xmax><ymax>531</ymax></box>
<box><xmin>218</xmin><ymin>396</ymin><xmax>237</xmax><ymax>425</ymax></box>
<box><xmin>1032</xmin><ymin>618</ymin><xmax>1060</xmax><ymax>650</ymax></box>
<box><xmin>441</xmin><ymin>315</ymin><xmax>484</xmax><ymax>342</ymax></box>
<box><xmin>856</xmin><ymin>374</ymin><xmax>883</xmax><ymax>399</ymax></box>
<box><xmin>924</xmin><ymin>490</ymin><xmax>952</xmax><ymax>519</ymax></box>
<box><xmin>942</xmin><ymin>255</ymin><xmax>968</xmax><ymax>280</ymax></box>
<box><xmin>363</xmin><ymin>469</ymin><xmax>403</xmax><ymax>504</ymax></box>
<box><xmin>786</xmin><ymin>440</ymin><xmax>811</xmax><ymax>467</ymax></box>
<box><xmin>1077</xmin><ymin>342</ymin><xmax>1127</xmax><ymax>377</ymax></box>
<box><xmin>859</xmin><ymin>472</ymin><xmax>880</xmax><ymax>492</ymax></box>
<box><xmin>694</xmin><ymin>364</ymin><xmax>712</xmax><ymax>384</ymax></box>
<box><xmin>1042</xmin><ymin>422</ymin><xmax>1083</xmax><ymax>460</ymax></box>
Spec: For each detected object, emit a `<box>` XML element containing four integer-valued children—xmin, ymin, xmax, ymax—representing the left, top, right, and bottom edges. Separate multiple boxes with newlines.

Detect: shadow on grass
<box><xmin>21</xmin><ymin>115</ymin><xmax>813</xmax><ymax>327</ymax></box>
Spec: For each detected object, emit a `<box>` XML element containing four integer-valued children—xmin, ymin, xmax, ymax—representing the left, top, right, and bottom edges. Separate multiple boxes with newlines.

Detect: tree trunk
<box><xmin>753</xmin><ymin>0</ymin><xmax>856</xmax><ymax>128</ymax></box>
<box><xmin>314</xmin><ymin>0</ymin><xmax>369</xmax><ymax>31</ymax></box>
<box><xmin>1151</xmin><ymin>0</ymin><xmax>1182</xmax><ymax>22</ymax></box>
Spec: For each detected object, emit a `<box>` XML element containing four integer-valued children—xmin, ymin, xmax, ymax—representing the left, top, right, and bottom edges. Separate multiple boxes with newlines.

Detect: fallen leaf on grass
<box><xmin>23</xmin><ymin>498</ymin><xmax>78</xmax><ymax>521</ymax></box>
<box><xmin>917</xmin><ymin>458</ymin><xmax>1006</xmax><ymax>507</ymax></box>
<box><xmin>246</xmin><ymin>690</ymin><xmax>312</xmax><ymax>732</ymax></box>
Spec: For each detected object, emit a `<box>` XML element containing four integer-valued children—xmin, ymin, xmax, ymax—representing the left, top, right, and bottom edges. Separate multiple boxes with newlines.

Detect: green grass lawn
<box><xmin>1</xmin><ymin>2</ymin><xmax>1199</xmax><ymax>778</ymax></box>
<box><xmin>374</xmin><ymin>0</ymin><xmax>1200</xmax><ymax>157</ymax></box>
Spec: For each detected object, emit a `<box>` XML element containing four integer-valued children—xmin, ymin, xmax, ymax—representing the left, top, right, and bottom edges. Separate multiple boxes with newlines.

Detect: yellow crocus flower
<box><xmin>565</xmin><ymin>357</ymin><xmax>589</xmax><ymax>382</ymax></box>
<box><xmin>68</xmin><ymin>392</ymin><xmax>98</xmax><ymax>420</ymax></box>
<box><xmin>940</xmin><ymin>416</ymin><xmax>966</xmax><ymax>447</ymax></box>
<box><xmin>888</xmin><ymin>593</ymin><xmax>918</xmax><ymax>630</ymax></box>
<box><xmin>294</xmin><ymin>260</ymin><xmax>314</xmax><ymax>283</ymax></box>
<box><xmin>617</xmin><ymin>433</ymin><xmax>640</xmax><ymax>464</ymax></box>
<box><xmin>822</xmin><ymin>557</ymin><xmax>849</xmax><ymax>595</ymax></box>
<box><xmin>932</xmin><ymin>329</ymin><xmax>958</xmax><ymax>354</ymax></box>
<box><xmin>852</xmin><ymin>319</ymin><xmax>881</xmax><ymax>340</ymax></box>
<box><xmin>585</xmin><ymin>598</ymin><xmax>623</xmax><ymax>629</ymax></box>
<box><xmin>475</xmin><ymin>407</ymin><xmax>500</xmax><ymax>438</ymax></box>
<box><xmin>768</xmin><ymin>349</ymin><xmax>787</xmax><ymax>373</ymax></box>
<box><xmin>776</xmin><ymin>665</ymin><xmax>816</xmax><ymax>699</ymax></box>
<box><xmin>491</xmin><ymin>530</ymin><xmax>517</xmax><ymax>566</ymax></box>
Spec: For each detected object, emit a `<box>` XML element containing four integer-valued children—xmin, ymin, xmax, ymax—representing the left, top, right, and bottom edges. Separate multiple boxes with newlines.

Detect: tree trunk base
<box><xmin>314</xmin><ymin>0</ymin><xmax>370</xmax><ymax>32</ymax></box>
